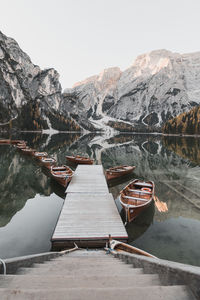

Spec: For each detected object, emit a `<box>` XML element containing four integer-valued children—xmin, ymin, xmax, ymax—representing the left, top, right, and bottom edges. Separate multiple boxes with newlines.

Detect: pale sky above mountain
<box><xmin>0</xmin><ymin>0</ymin><xmax>200</xmax><ymax>90</ymax></box>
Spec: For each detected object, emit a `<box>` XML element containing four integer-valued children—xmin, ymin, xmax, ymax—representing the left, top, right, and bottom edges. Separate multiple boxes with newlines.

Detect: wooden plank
<box><xmin>66</xmin><ymin>165</ymin><xmax>109</xmax><ymax>194</ymax></box>
<box><xmin>52</xmin><ymin>193</ymin><xmax>128</xmax><ymax>247</ymax></box>
<box><xmin>52</xmin><ymin>165</ymin><xmax>128</xmax><ymax>249</ymax></box>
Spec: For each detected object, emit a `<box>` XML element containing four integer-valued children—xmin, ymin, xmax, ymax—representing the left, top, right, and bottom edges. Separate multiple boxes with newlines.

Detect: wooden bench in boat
<box><xmin>122</xmin><ymin>195</ymin><xmax>149</xmax><ymax>202</ymax></box>
<box><xmin>110</xmin><ymin>169</ymin><xmax>124</xmax><ymax>172</ymax></box>
<box><xmin>134</xmin><ymin>182</ymin><xmax>152</xmax><ymax>187</ymax></box>
<box><xmin>127</xmin><ymin>188</ymin><xmax>152</xmax><ymax>195</ymax></box>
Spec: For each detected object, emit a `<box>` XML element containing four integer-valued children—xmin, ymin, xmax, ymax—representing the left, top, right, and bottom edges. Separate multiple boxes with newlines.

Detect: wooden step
<box><xmin>33</xmin><ymin>260</ymin><xmax>126</xmax><ymax>268</ymax></box>
<box><xmin>0</xmin><ymin>286</ymin><xmax>195</xmax><ymax>300</ymax></box>
<box><xmin>0</xmin><ymin>274</ymin><xmax>161</xmax><ymax>289</ymax></box>
<box><xmin>16</xmin><ymin>266</ymin><xmax>144</xmax><ymax>276</ymax></box>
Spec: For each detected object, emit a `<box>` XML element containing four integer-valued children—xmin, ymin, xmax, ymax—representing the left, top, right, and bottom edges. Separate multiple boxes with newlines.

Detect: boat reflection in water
<box><xmin>49</xmin><ymin>180</ymin><xmax>66</xmax><ymax>200</ymax></box>
<box><xmin>1</xmin><ymin>131</ymin><xmax>200</xmax><ymax>266</ymax></box>
<box><xmin>120</xmin><ymin>200</ymin><xmax>155</xmax><ymax>243</ymax></box>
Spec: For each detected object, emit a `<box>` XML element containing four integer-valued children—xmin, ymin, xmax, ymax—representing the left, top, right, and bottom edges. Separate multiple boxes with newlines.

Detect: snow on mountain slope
<box><xmin>62</xmin><ymin>49</ymin><xmax>200</xmax><ymax>131</ymax></box>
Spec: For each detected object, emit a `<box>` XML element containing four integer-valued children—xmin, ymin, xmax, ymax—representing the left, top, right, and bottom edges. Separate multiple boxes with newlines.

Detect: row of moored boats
<box><xmin>64</xmin><ymin>158</ymin><xmax>155</xmax><ymax>223</ymax></box>
<box><xmin>2</xmin><ymin>139</ymin><xmax>73</xmax><ymax>188</ymax></box>
<box><xmin>1</xmin><ymin>138</ymin><xmax>158</xmax><ymax>257</ymax></box>
<box><xmin>1</xmin><ymin>138</ymin><xmax>155</xmax><ymax>223</ymax></box>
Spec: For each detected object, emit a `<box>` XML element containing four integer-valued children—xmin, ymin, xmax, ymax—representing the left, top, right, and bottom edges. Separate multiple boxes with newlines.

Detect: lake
<box><xmin>0</xmin><ymin>132</ymin><xmax>200</xmax><ymax>267</ymax></box>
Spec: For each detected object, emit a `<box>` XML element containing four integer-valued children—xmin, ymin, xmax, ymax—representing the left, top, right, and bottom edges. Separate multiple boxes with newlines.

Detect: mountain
<box><xmin>1</xmin><ymin>29</ymin><xmax>200</xmax><ymax>133</ymax></box>
<box><xmin>62</xmin><ymin>49</ymin><xmax>200</xmax><ymax>132</ymax></box>
<box><xmin>162</xmin><ymin>105</ymin><xmax>200</xmax><ymax>135</ymax></box>
<box><xmin>0</xmin><ymin>31</ymin><xmax>80</xmax><ymax>131</ymax></box>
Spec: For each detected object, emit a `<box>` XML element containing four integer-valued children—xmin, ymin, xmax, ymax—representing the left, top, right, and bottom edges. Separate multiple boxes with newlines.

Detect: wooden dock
<box><xmin>52</xmin><ymin>165</ymin><xmax>128</xmax><ymax>249</ymax></box>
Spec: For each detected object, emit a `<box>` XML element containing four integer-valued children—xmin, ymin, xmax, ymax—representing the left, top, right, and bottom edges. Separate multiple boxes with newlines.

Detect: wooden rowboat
<box><xmin>108</xmin><ymin>237</ymin><xmax>157</xmax><ymax>259</ymax></box>
<box><xmin>105</xmin><ymin>165</ymin><xmax>136</xmax><ymax>181</ymax></box>
<box><xmin>120</xmin><ymin>179</ymin><xmax>154</xmax><ymax>223</ymax></box>
<box><xmin>21</xmin><ymin>147</ymin><xmax>36</xmax><ymax>155</ymax></box>
<box><xmin>40</xmin><ymin>157</ymin><xmax>57</xmax><ymax>169</ymax></box>
<box><xmin>16</xmin><ymin>143</ymin><xmax>27</xmax><ymax>150</ymax></box>
<box><xmin>50</xmin><ymin>165</ymin><xmax>74</xmax><ymax>187</ymax></box>
<box><xmin>66</xmin><ymin>155</ymin><xmax>93</xmax><ymax>165</ymax></box>
<box><xmin>34</xmin><ymin>152</ymin><xmax>48</xmax><ymax>160</ymax></box>
<box><xmin>11</xmin><ymin>140</ymin><xmax>26</xmax><ymax>145</ymax></box>
<box><xmin>0</xmin><ymin>139</ymin><xmax>11</xmax><ymax>144</ymax></box>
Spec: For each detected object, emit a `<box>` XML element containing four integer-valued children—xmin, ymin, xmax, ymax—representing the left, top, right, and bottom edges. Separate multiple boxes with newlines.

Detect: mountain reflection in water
<box><xmin>0</xmin><ymin>132</ymin><xmax>200</xmax><ymax>266</ymax></box>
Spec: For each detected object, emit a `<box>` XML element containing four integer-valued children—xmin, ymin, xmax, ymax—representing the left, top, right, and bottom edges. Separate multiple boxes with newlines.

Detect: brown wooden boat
<box><xmin>0</xmin><ymin>139</ymin><xmax>11</xmax><ymax>144</ymax></box>
<box><xmin>108</xmin><ymin>237</ymin><xmax>157</xmax><ymax>259</ymax></box>
<box><xmin>120</xmin><ymin>179</ymin><xmax>154</xmax><ymax>223</ymax></box>
<box><xmin>40</xmin><ymin>157</ymin><xmax>57</xmax><ymax>169</ymax></box>
<box><xmin>105</xmin><ymin>165</ymin><xmax>136</xmax><ymax>181</ymax></box>
<box><xmin>21</xmin><ymin>147</ymin><xmax>36</xmax><ymax>155</ymax></box>
<box><xmin>16</xmin><ymin>143</ymin><xmax>27</xmax><ymax>150</ymax></box>
<box><xmin>66</xmin><ymin>155</ymin><xmax>93</xmax><ymax>165</ymax></box>
<box><xmin>34</xmin><ymin>152</ymin><xmax>48</xmax><ymax>160</ymax></box>
<box><xmin>11</xmin><ymin>140</ymin><xmax>26</xmax><ymax>145</ymax></box>
<box><xmin>50</xmin><ymin>165</ymin><xmax>74</xmax><ymax>187</ymax></box>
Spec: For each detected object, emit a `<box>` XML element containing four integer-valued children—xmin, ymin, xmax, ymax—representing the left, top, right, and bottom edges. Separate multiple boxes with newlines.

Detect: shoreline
<box><xmin>1</xmin><ymin>129</ymin><xmax>200</xmax><ymax>138</ymax></box>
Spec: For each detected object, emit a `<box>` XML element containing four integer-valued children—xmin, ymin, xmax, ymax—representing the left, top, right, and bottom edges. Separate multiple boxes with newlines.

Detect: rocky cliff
<box><xmin>0</xmin><ymin>31</ymin><xmax>80</xmax><ymax>131</ymax></box>
<box><xmin>62</xmin><ymin>49</ymin><xmax>200</xmax><ymax>132</ymax></box>
<box><xmin>2</xmin><ymin>29</ymin><xmax>200</xmax><ymax>133</ymax></box>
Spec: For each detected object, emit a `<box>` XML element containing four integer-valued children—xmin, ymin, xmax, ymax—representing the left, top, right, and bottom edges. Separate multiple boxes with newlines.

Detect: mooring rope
<box><xmin>60</xmin><ymin>243</ymin><xmax>80</xmax><ymax>254</ymax></box>
<box><xmin>0</xmin><ymin>258</ymin><xmax>6</xmax><ymax>275</ymax></box>
<box><xmin>125</xmin><ymin>207</ymin><xmax>129</xmax><ymax>226</ymax></box>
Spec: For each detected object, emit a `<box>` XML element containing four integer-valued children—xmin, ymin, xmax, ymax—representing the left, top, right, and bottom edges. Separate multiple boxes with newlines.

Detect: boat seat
<box><xmin>134</xmin><ymin>182</ymin><xmax>152</xmax><ymax>187</ymax></box>
<box><xmin>128</xmin><ymin>188</ymin><xmax>152</xmax><ymax>195</ymax></box>
<box><xmin>122</xmin><ymin>195</ymin><xmax>149</xmax><ymax>202</ymax></box>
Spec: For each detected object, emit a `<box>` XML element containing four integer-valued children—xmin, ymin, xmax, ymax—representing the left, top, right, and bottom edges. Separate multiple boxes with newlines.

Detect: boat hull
<box><xmin>21</xmin><ymin>148</ymin><xmax>36</xmax><ymax>155</ymax></box>
<box><xmin>121</xmin><ymin>200</ymin><xmax>152</xmax><ymax>222</ymax></box>
<box><xmin>120</xmin><ymin>179</ymin><xmax>154</xmax><ymax>222</ymax></box>
<box><xmin>40</xmin><ymin>158</ymin><xmax>57</xmax><ymax>169</ymax></box>
<box><xmin>53</xmin><ymin>176</ymin><xmax>70</xmax><ymax>188</ymax></box>
<box><xmin>16</xmin><ymin>143</ymin><xmax>27</xmax><ymax>150</ymax></box>
<box><xmin>34</xmin><ymin>152</ymin><xmax>48</xmax><ymax>160</ymax></box>
<box><xmin>106</xmin><ymin>166</ymin><xmax>135</xmax><ymax>180</ymax></box>
<box><xmin>66</xmin><ymin>155</ymin><xmax>93</xmax><ymax>165</ymax></box>
<box><xmin>11</xmin><ymin>140</ymin><xmax>26</xmax><ymax>145</ymax></box>
<box><xmin>108</xmin><ymin>238</ymin><xmax>157</xmax><ymax>258</ymax></box>
<box><xmin>0</xmin><ymin>139</ymin><xmax>11</xmax><ymax>144</ymax></box>
<box><xmin>50</xmin><ymin>166</ymin><xmax>74</xmax><ymax>188</ymax></box>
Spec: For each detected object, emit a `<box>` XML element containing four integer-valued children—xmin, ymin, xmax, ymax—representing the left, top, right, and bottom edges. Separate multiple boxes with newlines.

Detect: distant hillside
<box><xmin>162</xmin><ymin>106</ymin><xmax>200</xmax><ymax>135</ymax></box>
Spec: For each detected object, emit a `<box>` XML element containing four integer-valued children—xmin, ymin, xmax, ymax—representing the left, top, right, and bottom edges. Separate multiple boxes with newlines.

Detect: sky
<box><xmin>1</xmin><ymin>0</ymin><xmax>200</xmax><ymax>90</ymax></box>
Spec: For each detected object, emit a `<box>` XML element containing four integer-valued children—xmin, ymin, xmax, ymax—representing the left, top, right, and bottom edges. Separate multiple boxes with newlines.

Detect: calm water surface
<box><xmin>0</xmin><ymin>132</ymin><xmax>200</xmax><ymax>267</ymax></box>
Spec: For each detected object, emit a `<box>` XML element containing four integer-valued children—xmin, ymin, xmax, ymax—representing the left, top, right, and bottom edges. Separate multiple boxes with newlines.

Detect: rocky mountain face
<box><xmin>62</xmin><ymin>49</ymin><xmax>200</xmax><ymax>132</ymax></box>
<box><xmin>0</xmin><ymin>31</ymin><xmax>80</xmax><ymax>131</ymax></box>
<box><xmin>61</xmin><ymin>67</ymin><xmax>122</xmax><ymax>132</ymax></box>
<box><xmin>1</xmin><ymin>29</ymin><xmax>200</xmax><ymax>133</ymax></box>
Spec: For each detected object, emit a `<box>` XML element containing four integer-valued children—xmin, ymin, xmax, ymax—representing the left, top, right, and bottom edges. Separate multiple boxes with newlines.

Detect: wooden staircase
<box><xmin>0</xmin><ymin>249</ymin><xmax>197</xmax><ymax>299</ymax></box>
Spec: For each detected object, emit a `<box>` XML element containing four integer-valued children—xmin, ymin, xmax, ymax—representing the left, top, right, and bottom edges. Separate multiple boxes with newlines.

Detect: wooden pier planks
<box><xmin>66</xmin><ymin>165</ymin><xmax>109</xmax><ymax>194</ymax></box>
<box><xmin>52</xmin><ymin>165</ymin><xmax>128</xmax><ymax>249</ymax></box>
